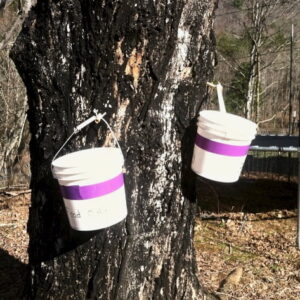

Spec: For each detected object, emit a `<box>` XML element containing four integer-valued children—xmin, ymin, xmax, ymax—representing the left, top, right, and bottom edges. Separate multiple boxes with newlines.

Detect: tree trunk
<box><xmin>0</xmin><ymin>50</ymin><xmax>27</xmax><ymax>186</ymax></box>
<box><xmin>255</xmin><ymin>52</ymin><xmax>261</xmax><ymax>122</ymax></box>
<box><xmin>11</xmin><ymin>0</ymin><xmax>217</xmax><ymax>299</ymax></box>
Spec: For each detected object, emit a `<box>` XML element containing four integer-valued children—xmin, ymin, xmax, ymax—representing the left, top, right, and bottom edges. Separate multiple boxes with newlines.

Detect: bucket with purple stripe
<box><xmin>52</xmin><ymin>147</ymin><xmax>127</xmax><ymax>231</ymax></box>
<box><xmin>191</xmin><ymin>110</ymin><xmax>256</xmax><ymax>183</ymax></box>
<box><xmin>60</xmin><ymin>173</ymin><xmax>124</xmax><ymax>200</ymax></box>
<box><xmin>195</xmin><ymin>134</ymin><xmax>250</xmax><ymax>157</ymax></box>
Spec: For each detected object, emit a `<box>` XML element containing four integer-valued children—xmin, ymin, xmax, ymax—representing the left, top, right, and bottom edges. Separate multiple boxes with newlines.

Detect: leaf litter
<box><xmin>195</xmin><ymin>177</ymin><xmax>299</xmax><ymax>300</ymax></box>
<box><xmin>0</xmin><ymin>177</ymin><xmax>299</xmax><ymax>299</ymax></box>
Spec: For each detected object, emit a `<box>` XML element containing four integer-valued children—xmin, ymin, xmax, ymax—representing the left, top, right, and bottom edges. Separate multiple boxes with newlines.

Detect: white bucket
<box><xmin>191</xmin><ymin>110</ymin><xmax>257</xmax><ymax>182</ymax></box>
<box><xmin>52</xmin><ymin>148</ymin><xmax>123</xmax><ymax>178</ymax></box>
<box><xmin>52</xmin><ymin>147</ymin><xmax>127</xmax><ymax>231</ymax></box>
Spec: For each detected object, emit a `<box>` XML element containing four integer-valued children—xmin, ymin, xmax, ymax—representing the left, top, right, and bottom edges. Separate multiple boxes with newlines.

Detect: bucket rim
<box><xmin>53</xmin><ymin>171</ymin><xmax>122</xmax><ymax>181</ymax></box>
<box><xmin>198</xmin><ymin>110</ymin><xmax>257</xmax><ymax>141</ymax></box>
<box><xmin>52</xmin><ymin>161</ymin><xmax>123</xmax><ymax>175</ymax></box>
<box><xmin>199</xmin><ymin>110</ymin><xmax>256</xmax><ymax>127</ymax></box>
<box><xmin>54</xmin><ymin>171</ymin><xmax>124</xmax><ymax>182</ymax></box>
<box><xmin>52</xmin><ymin>147</ymin><xmax>124</xmax><ymax>170</ymax></box>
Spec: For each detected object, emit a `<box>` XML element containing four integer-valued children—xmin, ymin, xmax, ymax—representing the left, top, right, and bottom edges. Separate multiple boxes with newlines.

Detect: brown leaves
<box><xmin>0</xmin><ymin>192</ymin><xmax>29</xmax><ymax>264</ymax></box>
<box><xmin>195</xmin><ymin>211</ymin><xmax>300</xmax><ymax>300</ymax></box>
<box><xmin>220</xmin><ymin>266</ymin><xmax>243</xmax><ymax>288</ymax></box>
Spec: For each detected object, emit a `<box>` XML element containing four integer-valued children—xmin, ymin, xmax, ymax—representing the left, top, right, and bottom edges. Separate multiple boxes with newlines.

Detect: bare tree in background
<box><xmin>0</xmin><ymin>0</ymin><xmax>35</xmax><ymax>187</ymax></box>
<box><xmin>243</xmin><ymin>0</ymin><xmax>292</xmax><ymax>121</ymax></box>
<box><xmin>215</xmin><ymin>0</ymin><xmax>299</xmax><ymax>128</ymax></box>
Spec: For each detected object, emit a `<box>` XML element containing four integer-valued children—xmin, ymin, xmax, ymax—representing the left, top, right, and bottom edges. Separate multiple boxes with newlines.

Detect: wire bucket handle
<box><xmin>52</xmin><ymin>110</ymin><xmax>122</xmax><ymax>164</ymax></box>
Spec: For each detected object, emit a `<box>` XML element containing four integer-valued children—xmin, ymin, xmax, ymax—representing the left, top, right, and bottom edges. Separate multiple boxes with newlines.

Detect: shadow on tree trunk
<box><xmin>181</xmin><ymin>117</ymin><xmax>198</xmax><ymax>202</ymax></box>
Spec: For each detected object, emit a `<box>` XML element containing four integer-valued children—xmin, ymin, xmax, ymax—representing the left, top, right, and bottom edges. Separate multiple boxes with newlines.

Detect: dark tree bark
<box><xmin>11</xmin><ymin>0</ymin><xmax>217</xmax><ymax>299</ymax></box>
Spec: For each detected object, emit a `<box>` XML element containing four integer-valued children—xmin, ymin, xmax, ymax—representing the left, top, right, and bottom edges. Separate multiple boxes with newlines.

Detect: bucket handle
<box><xmin>52</xmin><ymin>110</ymin><xmax>122</xmax><ymax>164</ymax></box>
<box><xmin>207</xmin><ymin>82</ymin><xmax>226</xmax><ymax>113</ymax></box>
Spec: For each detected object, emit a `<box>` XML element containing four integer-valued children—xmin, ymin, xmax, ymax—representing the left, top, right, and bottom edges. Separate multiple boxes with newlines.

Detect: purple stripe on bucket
<box><xmin>60</xmin><ymin>173</ymin><xmax>124</xmax><ymax>200</ymax></box>
<box><xmin>195</xmin><ymin>134</ymin><xmax>250</xmax><ymax>157</ymax></box>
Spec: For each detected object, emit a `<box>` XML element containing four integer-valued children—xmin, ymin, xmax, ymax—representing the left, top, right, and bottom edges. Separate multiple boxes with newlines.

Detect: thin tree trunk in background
<box><xmin>255</xmin><ymin>52</ymin><xmax>261</xmax><ymax>122</ymax></box>
<box><xmin>246</xmin><ymin>52</ymin><xmax>256</xmax><ymax>120</ymax></box>
<box><xmin>11</xmin><ymin>0</ymin><xmax>217</xmax><ymax>299</ymax></box>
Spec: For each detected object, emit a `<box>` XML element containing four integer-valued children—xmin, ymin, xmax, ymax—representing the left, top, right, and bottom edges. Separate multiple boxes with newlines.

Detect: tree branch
<box><xmin>257</xmin><ymin>103</ymin><xmax>289</xmax><ymax>125</ymax></box>
<box><xmin>216</xmin><ymin>51</ymin><xmax>246</xmax><ymax>78</ymax></box>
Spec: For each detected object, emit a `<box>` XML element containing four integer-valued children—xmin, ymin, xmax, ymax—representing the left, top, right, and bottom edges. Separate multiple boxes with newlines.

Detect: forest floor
<box><xmin>195</xmin><ymin>175</ymin><xmax>299</xmax><ymax>300</ymax></box>
<box><xmin>0</xmin><ymin>189</ymin><xmax>29</xmax><ymax>299</ymax></box>
<box><xmin>0</xmin><ymin>176</ymin><xmax>299</xmax><ymax>299</ymax></box>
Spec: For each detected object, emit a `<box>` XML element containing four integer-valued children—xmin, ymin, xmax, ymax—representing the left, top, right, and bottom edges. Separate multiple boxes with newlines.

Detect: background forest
<box><xmin>211</xmin><ymin>0</ymin><xmax>300</xmax><ymax>134</ymax></box>
<box><xmin>0</xmin><ymin>0</ymin><xmax>299</xmax><ymax>188</ymax></box>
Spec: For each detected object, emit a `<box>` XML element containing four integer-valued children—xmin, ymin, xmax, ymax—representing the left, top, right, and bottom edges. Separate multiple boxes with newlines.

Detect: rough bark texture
<box><xmin>11</xmin><ymin>0</ymin><xmax>217</xmax><ymax>299</ymax></box>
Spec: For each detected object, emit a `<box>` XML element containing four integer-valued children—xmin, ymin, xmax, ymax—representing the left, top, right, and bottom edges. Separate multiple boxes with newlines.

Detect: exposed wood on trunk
<box><xmin>11</xmin><ymin>0</ymin><xmax>217</xmax><ymax>298</ymax></box>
